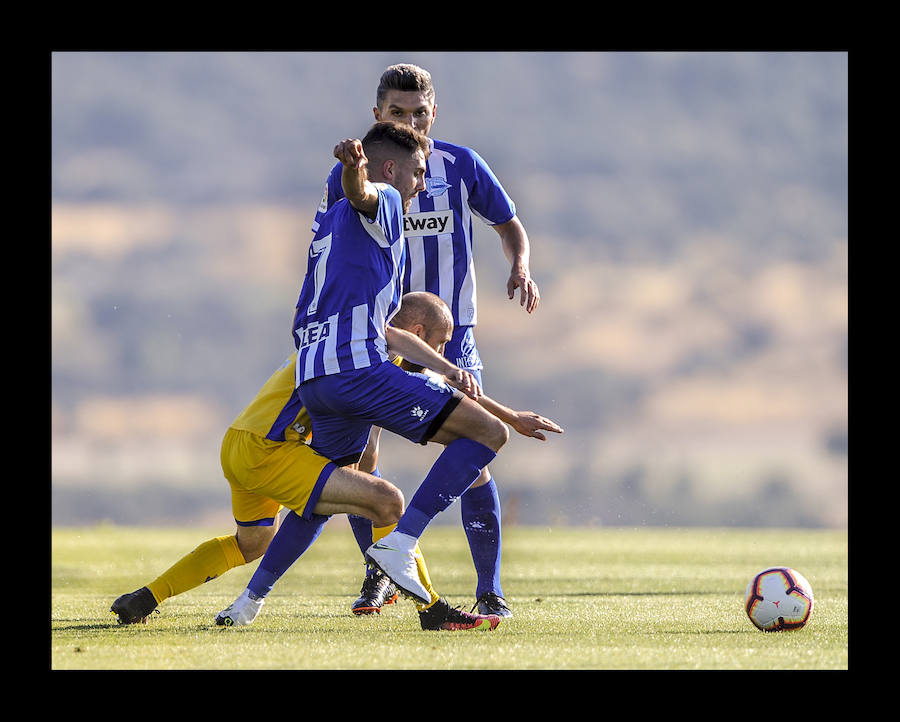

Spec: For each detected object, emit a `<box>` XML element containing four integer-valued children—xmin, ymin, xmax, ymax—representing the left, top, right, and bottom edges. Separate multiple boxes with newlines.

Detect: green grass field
<box><xmin>51</xmin><ymin>524</ymin><xmax>848</xmax><ymax>670</ymax></box>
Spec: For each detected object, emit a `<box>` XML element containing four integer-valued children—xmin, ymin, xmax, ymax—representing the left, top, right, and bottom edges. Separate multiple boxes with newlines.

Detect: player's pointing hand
<box><xmin>509</xmin><ymin>411</ymin><xmax>563</xmax><ymax>441</ymax></box>
<box><xmin>334</xmin><ymin>139</ymin><xmax>367</xmax><ymax>170</ymax></box>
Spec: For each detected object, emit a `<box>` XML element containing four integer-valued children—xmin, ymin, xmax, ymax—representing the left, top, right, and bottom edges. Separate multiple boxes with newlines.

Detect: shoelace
<box><xmin>448</xmin><ymin>605</ymin><xmax>478</xmax><ymax>621</ymax></box>
<box><xmin>359</xmin><ymin>570</ymin><xmax>386</xmax><ymax>596</ymax></box>
<box><xmin>470</xmin><ymin>593</ymin><xmax>506</xmax><ymax>615</ymax></box>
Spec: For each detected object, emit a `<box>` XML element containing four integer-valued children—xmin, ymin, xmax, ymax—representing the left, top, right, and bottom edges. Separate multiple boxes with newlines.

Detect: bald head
<box><xmin>392</xmin><ymin>292</ymin><xmax>453</xmax><ymax>336</ymax></box>
<box><xmin>391</xmin><ymin>292</ymin><xmax>454</xmax><ymax>370</ymax></box>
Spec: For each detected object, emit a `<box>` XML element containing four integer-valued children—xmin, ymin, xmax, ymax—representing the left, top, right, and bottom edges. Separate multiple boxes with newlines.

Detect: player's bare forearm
<box><xmin>474</xmin><ymin>394</ymin><xmax>518</xmax><ymax>426</ymax></box>
<box><xmin>358</xmin><ymin>427</ymin><xmax>382</xmax><ymax>474</ymax></box>
<box><xmin>494</xmin><ymin>216</ymin><xmax>540</xmax><ymax>313</ymax></box>
<box><xmin>477</xmin><ymin>394</ymin><xmax>563</xmax><ymax>441</ymax></box>
<box><xmin>335</xmin><ymin>139</ymin><xmax>378</xmax><ymax>216</ymax></box>
<box><xmin>385</xmin><ymin>326</ymin><xmax>481</xmax><ymax>399</ymax></box>
<box><xmin>385</xmin><ymin>326</ymin><xmax>451</xmax><ymax>374</ymax></box>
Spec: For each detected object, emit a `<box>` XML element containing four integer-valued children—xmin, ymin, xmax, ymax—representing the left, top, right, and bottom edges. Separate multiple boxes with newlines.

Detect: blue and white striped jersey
<box><xmin>312</xmin><ymin>138</ymin><xmax>516</xmax><ymax>328</ymax></box>
<box><xmin>293</xmin><ymin>182</ymin><xmax>406</xmax><ymax>384</ymax></box>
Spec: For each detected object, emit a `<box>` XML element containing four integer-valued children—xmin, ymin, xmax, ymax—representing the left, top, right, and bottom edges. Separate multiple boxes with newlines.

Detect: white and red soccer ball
<box><xmin>744</xmin><ymin>567</ymin><xmax>814</xmax><ymax>632</ymax></box>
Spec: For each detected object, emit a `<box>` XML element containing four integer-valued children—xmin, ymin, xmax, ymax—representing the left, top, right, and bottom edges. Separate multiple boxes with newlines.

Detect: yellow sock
<box><xmin>146</xmin><ymin>535</ymin><xmax>246</xmax><ymax>604</ymax></box>
<box><xmin>372</xmin><ymin>523</ymin><xmax>439</xmax><ymax>610</ymax></box>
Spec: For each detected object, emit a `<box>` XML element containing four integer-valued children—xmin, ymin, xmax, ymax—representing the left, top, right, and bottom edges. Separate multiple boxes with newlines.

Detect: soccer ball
<box><xmin>744</xmin><ymin>567</ymin><xmax>814</xmax><ymax>632</ymax></box>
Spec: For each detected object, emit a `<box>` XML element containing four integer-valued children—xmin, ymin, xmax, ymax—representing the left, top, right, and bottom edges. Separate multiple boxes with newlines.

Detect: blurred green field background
<box><xmin>51</xmin><ymin>524</ymin><xmax>848</xmax><ymax>670</ymax></box>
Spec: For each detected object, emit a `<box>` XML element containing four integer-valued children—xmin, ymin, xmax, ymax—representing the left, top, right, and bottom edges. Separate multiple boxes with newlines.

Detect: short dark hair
<box><xmin>362</xmin><ymin>121</ymin><xmax>430</xmax><ymax>166</ymax></box>
<box><xmin>376</xmin><ymin>64</ymin><xmax>435</xmax><ymax>108</ymax></box>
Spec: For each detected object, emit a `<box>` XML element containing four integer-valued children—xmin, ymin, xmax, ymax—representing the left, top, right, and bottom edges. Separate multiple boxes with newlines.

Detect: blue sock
<box><xmin>248</xmin><ymin>511</ymin><xmax>330</xmax><ymax>598</ymax></box>
<box><xmin>396</xmin><ymin>438</ymin><xmax>496</xmax><ymax>539</ymax></box>
<box><xmin>349</xmin><ymin>468</ymin><xmax>379</xmax><ymax>571</ymax></box>
<box><xmin>348</xmin><ymin>514</ymin><xmax>374</xmax><ymax>556</ymax></box>
<box><xmin>461</xmin><ymin>477</ymin><xmax>503</xmax><ymax>598</ymax></box>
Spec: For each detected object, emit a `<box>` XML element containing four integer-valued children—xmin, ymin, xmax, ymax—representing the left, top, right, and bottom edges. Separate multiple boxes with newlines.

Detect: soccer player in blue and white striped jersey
<box><xmin>248</xmin><ymin>121</ymin><xmax>513</xmax><ymax>606</ymax></box>
<box><xmin>314</xmin><ymin>64</ymin><xmax>540</xmax><ymax>618</ymax></box>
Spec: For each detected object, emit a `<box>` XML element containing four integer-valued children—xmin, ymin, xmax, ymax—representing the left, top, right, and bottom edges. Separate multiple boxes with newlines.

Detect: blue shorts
<box><xmin>446</xmin><ymin>326</ymin><xmax>483</xmax><ymax>383</ymax></box>
<box><xmin>298</xmin><ymin>361</ymin><xmax>464</xmax><ymax>466</ymax></box>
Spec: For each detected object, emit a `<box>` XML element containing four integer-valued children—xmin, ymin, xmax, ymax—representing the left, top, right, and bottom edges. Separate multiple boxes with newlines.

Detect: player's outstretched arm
<box><xmin>476</xmin><ymin>393</ymin><xmax>563</xmax><ymax>441</ymax></box>
<box><xmin>335</xmin><ymin>138</ymin><xmax>379</xmax><ymax>216</ymax></box>
<box><xmin>416</xmin><ymin>363</ymin><xmax>562</xmax><ymax>441</ymax></box>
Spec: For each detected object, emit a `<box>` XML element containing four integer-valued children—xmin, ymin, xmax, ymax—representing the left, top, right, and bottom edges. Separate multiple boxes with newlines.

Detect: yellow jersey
<box><xmin>229</xmin><ymin>353</ymin><xmax>312</xmax><ymax>443</ymax></box>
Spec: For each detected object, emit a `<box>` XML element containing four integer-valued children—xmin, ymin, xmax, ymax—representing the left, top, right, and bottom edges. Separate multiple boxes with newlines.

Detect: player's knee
<box><xmin>371</xmin><ymin>480</ymin><xmax>405</xmax><ymax>527</ymax></box>
<box><xmin>235</xmin><ymin>525</ymin><xmax>276</xmax><ymax>563</ymax></box>
<box><xmin>480</xmin><ymin>415</ymin><xmax>509</xmax><ymax>452</ymax></box>
<box><xmin>463</xmin><ymin>401</ymin><xmax>508</xmax><ymax>452</ymax></box>
<box><xmin>496</xmin><ymin>419</ymin><xmax>510</xmax><ymax>449</ymax></box>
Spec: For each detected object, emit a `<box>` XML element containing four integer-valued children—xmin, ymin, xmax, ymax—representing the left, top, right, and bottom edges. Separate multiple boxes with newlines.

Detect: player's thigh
<box><xmin>362</xmin><ymin>363</ymin><xmax>467</xmax><ymax>446</ymax></box>
<box><xmin>313</xmin><ymin>465</ymin><xmax>404</xmax><ymax>527</ymax></box>
<box><xmin>223</xmin><ymin>428</ymin><xmax>283</xmax><ymax>524</ymax></box>
<box><xmin>222</xmin><ymin>427</ymin><xmax>334</xmax><ymax>520</ymax></box>
<box><xmin>428</xmin><ymin>394</ymin><xmax>508</xmax><ymax>451</ymax></box>
<box><xmin>301</xmin><ymin>363</ymin><xmax>461</xmax><ymax>455</ymax></box>
<box><xmin>298</xmin><ymin>373</ymin><xmax>381</xmax><ymax>464</ymax></box>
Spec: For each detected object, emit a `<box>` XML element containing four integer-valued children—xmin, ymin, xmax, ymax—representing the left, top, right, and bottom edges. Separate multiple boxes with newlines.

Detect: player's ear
<box><xmin>382</xmin><ymin>159</ymin><xmax>395</xmax><ymax>180</ymax></box>
<box><xmin>373</xmin><ymin>105</ymin><xmax>381</xmax><ymax>121</ymax></box>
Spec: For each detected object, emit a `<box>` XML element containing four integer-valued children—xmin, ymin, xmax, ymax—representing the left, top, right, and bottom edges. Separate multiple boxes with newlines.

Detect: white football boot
<box><xmin>365</xmin><ymin>531</ymin><xmax>431</xmax><ymax>604</ymax></box>
<box><xmin>215</xmin><ymin>588</ymin><xmax>265</xmax><ymax>627</ymax></box>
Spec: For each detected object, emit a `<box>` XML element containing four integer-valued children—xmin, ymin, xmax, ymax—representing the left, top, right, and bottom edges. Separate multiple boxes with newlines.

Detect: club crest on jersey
<box><xmin>296</xmin><ymin>319</ymin><xmax>331</xmax><ymax>348</ymax></box>
<box><xmin>425</xmin><ymin>177</ymin><xmax>452</xmax><ymax>198</ymax></box>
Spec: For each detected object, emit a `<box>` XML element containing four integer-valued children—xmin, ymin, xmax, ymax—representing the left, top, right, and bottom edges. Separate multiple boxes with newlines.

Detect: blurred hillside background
<box><xmin>51</xmin><ymin>51</ymin><xmax>847</xmax><ymax>528</ymax></box>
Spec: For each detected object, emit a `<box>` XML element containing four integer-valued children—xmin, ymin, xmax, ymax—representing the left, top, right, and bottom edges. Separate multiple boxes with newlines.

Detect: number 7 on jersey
<box><xmin>306</xmin><ymin>234</ymin><xmax>332</xmax><ymax>316</ymax></box>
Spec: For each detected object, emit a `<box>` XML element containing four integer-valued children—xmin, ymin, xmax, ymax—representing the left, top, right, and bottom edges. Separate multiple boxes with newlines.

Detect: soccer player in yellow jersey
<box><xmin>110</xmin><ymin>297</ymin><xmax>499</xmax><ymax>630</ymax></box>
<box><xmin>110</xmin><ymin>292</ymin><xmax>561</xmax><ymax>631</ymax></box>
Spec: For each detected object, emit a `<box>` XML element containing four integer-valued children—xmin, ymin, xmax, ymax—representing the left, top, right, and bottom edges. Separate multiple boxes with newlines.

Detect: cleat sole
<box><xmin>436</xmin><ymin>614</ymin><xmax>501</xmax><ymax>632</ymax></box>
<box><xmin>351</xmin><ymin>606</ymin><xmax>381</xmax><ymax>616</ymax></box>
